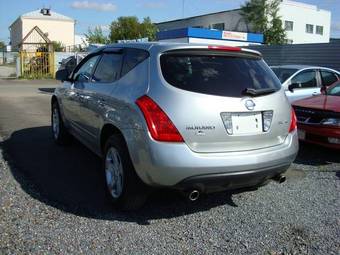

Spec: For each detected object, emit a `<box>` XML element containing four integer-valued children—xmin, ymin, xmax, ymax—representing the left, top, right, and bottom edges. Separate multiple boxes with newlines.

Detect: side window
<box><xmin>291</xmin><ymin>70</ymin><xmax>317</xmax><ymax>88</ymax></box>
<box><xmin>328</xmin><ymin>82</ymin><xmax>340</xmax><ymax>95</ymax></box>
<box><xmin>121</xmin><ymin>48</ymin><xmax>149</xmax><ymax>77</ymax></box>
<box><xmin>92</xmin><ymin>53</ymin><xmax>123</xmax><ymax>83</ymax></box>
<box><xmin>65</xmin><ymin>57</ymin><xmax>77</xmax><ymax>72</ymax></box>
<box><xmin>320</xmin><ymin>71</ymin><xmax>339</xmax><ymax>86</ymax></box>
<box><xmin>74</xmin><ymin>55</ymin><xmax>99</xmax><ymax>82</ymax></box>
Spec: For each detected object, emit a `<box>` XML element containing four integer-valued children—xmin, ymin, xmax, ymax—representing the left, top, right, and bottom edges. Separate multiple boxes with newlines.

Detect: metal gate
<box><xmin>20</xmin><ymin>51</ymin><xmax>54</xmax><ymax>79</ymax></box>
<box><xmin>0</xmin><ymin>49</ymin><xmax>18</xmax><ymax>78</ymax></box>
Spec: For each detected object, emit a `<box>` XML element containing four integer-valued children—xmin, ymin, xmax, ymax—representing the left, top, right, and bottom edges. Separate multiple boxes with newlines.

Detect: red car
<box><xmin>293</xmin><ymin>81</ymin><xmax>340</xmax><ymax>149</ymax></box>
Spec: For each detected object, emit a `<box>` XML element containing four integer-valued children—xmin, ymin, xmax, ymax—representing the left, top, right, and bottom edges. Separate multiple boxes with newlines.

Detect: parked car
<box><xmin>52</xmin><ymin>43</ymin><xmax>299</xmax><ymax>210</ymax></box>
<box><xmin>271</xmin><ymin>65</ymin><xmax>340</xmax><ymax>102</ymax></box>
<box><xmin>58</xmin><ymin>56</ymin><xmax>77</xmax><ymax>72</ymax></box>
<box><xmin>292</xmin><ymin>80</ymin><xmax>340</xmax><ymax>149</ymax></box>
<box><xmin>58</xmin><ymin>55</ymin><xmax>85</xmax><ymax>73</ymax></box>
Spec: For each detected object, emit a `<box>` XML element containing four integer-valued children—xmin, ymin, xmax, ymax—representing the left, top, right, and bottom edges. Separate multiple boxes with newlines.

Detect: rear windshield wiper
<box><xmin>242</xmin><ymin>88</ymin><xmax>278</xmax><ymax>97</ymax></box>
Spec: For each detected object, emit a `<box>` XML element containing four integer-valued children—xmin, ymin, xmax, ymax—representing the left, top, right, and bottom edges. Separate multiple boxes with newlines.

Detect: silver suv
<box><xmin>52</xmin><ymin>43</ymin><xmax>299</xmax><ymax>210</ymax></box>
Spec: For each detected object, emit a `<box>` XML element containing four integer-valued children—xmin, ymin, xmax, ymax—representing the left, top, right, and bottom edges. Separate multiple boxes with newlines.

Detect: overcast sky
<box><xmin>0</xmin><ymin>0</ymin><xmax>339</xmax><ymax>43</ymax></box>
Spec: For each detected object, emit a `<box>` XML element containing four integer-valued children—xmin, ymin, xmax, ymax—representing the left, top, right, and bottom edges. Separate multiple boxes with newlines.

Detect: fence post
<box><xmin>51</xmin><ymin>52</ymin><xmax>55</xmax><ymax>78</ymax></box>
<box><xmin>16</xmin><ymin>53</ymin><xmax>20</xmax><ymax>78</ymax></box>
<box><xmin>20</xmin><ymin>52</ymin><xmax>24</xmax><ymax>77</ymax></box>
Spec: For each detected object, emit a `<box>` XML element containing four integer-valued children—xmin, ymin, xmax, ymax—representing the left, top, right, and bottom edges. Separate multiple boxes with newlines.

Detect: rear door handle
<box><xmin>312</xmin><ymin>92</ymin><xmax>318</xmax><ymax>96</ymax></box>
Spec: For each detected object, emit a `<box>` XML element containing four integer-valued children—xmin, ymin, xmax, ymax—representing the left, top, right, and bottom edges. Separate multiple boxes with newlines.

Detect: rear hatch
<box><xmin>158</xmin><ymin>47</ymin><xmax>291</xmax><ymax>153</ymax></box>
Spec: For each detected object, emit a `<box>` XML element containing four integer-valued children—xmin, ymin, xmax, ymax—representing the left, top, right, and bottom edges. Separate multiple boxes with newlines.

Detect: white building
<box><xmin>9</xmin><ymin>8</ymin><xmax>75</xmax><ymax>50</ymax></box>
<box><xmin>279</xmin><ymin>0</ymin><xmax>331</xmax><ymax>44</ymax></box>
<box><xmin>156</xmin><ymin>0</ymin><xmax>331</xmax><ymax>45</ymax></box>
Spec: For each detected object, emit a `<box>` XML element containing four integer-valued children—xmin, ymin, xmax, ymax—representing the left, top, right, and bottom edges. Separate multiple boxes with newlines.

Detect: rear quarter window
<box><xmin>321</xmin><ymin>70</ymin><xmax>339</xmax><ymax>86</ymax></box>
<box><xmin>160</xmin><ymin>51</ymin><xmax>281</xmax><ymax>97</ymax></box>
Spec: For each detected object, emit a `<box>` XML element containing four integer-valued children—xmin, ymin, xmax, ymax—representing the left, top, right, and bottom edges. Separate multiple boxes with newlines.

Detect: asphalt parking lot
<box><xmin>0</xmin><ymin>79</ymin><xmax>339</xmax><ymax>254</ymax></box>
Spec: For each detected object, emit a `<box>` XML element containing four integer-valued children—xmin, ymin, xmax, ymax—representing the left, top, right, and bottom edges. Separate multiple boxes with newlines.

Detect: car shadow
<box><xmin>0</xmin><ymin>126</ymin><xmax>249</xmax><ymax>224</ymax></box>
<box><xmin>38</xmin><ymin>88</ymin><xmax>55</xmax><ymax>94</ymax></box>
<box><xmin>294</xmin><ymin>142</ymin><xmax>340</xmax><ymax>165</ymax></box>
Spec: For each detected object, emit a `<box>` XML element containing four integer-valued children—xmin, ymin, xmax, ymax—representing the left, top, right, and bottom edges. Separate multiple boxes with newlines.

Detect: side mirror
<box><xmin>288</xmin><ymin>83</ymin><xmax>300</xmax><ymax>93</ymax></box>
<box><xmin>56</xmin><ymin>69</ymin><xmax>71</xmax><ymax>82</ymax></box>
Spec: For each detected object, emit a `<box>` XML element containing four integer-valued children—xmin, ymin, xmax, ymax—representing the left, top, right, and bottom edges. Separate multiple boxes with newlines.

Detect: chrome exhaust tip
<box><xmin>273</xmin><ymin>174</ymin><xmax>286</xmax><ymax>184</ymax></box>
<box><xmin>188</xmin><ymin>190</ymin><xmax>200</xmax><ymax>201</ymax></box>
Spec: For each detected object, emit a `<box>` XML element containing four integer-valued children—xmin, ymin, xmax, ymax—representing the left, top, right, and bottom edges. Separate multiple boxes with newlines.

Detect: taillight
<box><xmin>289</xmin><ymin>108</ymin><xmax>297</xmax><ymax>133</ymax></box>
<box><xmin>208</xmin><ymin>45</ymin><xmax>241</xmax><ymax>52</ymax></box>
<box><xmin>136</xmin><ymin>95</ymin><xmax>184</xmax><ymax>142</ymax></box>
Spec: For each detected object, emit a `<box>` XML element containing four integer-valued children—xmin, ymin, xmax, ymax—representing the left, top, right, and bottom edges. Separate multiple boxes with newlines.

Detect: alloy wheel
<box><xmin>105</xmin><ymin>147</ymin><xmax>124</xmax><ymax>199</ymax></box>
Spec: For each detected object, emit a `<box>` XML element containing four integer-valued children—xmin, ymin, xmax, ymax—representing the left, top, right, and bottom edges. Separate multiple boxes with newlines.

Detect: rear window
<box><xmin>160</xmin><ymin>52</ymin><xmax>281</xmax><ymax>97</ymax></box>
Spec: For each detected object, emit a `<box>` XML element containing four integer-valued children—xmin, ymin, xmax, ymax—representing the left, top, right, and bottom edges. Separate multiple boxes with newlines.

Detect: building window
<box><xmin>306</xmin><ymin>24</ymin><xmax>314</xmax><ymax>34</ymax></box>
<box><xmin>212</xmin><ymin>23</ymin><xmax>225</xmax><ymax>31</ymax></box>
<box><xmin>316</xmin><ymin>25</ymin><xmax>323</xmax><ymax>35</ymax></box>
<box><xmin>285</xmin><ymin>21</ymin><xmax>294</xmax><ymax>31</ymax></box>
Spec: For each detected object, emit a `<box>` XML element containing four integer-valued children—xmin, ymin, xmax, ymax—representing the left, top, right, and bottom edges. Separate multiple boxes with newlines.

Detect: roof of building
<box><xmin>9</xmin><ymin>8</ymin><xmax>74</xmax><ymax>28</ymax></box>
<box><xmin>156</xmin><ymin>9</ymin><xmax>241</xmax><ymax>25</ymax></box>
<box><xmin>21</xmin><ymin>9</ymin><xmax>74</xmax><ymax>21</ymax></box>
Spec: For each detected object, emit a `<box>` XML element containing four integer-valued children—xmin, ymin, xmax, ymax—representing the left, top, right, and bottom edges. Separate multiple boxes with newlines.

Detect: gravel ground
<box><xmin>0</xmin><ymin>80</ymin><xmax>339</xmax><ymax>254</ymax></box>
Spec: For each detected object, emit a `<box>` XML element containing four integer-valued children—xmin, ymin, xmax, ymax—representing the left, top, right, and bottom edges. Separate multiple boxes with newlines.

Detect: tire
<box><xmin>51</xmin><ymin>101</ymin><xmax>72</xmax><ymax>145</ymax></box>
<box><xmin>103</xmin><ymin>135</ymin><xmax>148</xmax><ymax>211</ymax></box>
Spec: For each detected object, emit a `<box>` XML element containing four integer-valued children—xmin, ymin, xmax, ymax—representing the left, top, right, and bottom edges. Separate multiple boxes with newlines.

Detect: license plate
<box><xmin>232</xmin><ymin>112</ymin><xmax>263</xmax><ymax>135</ymax></box>
<box><xmin>298</xmin><ymin>129</ymin><xmax>306</xmax><ymax>140</ymax></box>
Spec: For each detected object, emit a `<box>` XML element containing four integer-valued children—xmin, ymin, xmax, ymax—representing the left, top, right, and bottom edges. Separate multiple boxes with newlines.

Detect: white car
<box><xmin>271</xmin><ymin>65</ymin><xmax>340</xmax><ymax>102</ymax></box>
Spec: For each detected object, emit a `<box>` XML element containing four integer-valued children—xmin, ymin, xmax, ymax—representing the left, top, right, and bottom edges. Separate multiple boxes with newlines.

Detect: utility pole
<box><xmin>182</xmin><ymin>0</ymin><xmax>185</xmax><ymax>18</ymax></box>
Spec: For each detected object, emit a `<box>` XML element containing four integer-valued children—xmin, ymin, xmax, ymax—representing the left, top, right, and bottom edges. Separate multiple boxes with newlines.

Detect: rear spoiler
<box><xmin>162</xmin><ymin>46</ymin><xmax>262</xmax><ymax>59</ymax></box>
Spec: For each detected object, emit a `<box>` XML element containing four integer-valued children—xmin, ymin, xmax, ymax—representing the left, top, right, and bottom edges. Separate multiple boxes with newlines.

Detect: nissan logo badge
<box><xmin>245</xmin><ymin>99</ymin><xmax>255</xmax><ymax>110</ymax></box>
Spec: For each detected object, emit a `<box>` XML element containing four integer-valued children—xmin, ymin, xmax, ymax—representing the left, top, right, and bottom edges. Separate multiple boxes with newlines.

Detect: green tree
<box><xmin>241</xmin><ymin>0</ymin><xmax>287</xmax><ymax>45</ymax></box>
<box><xmin>52</xmin><ymin>41</ymin><xmax>65</xmax><ymax>51</ymax></box>
<box><xmin>109</xmin><ymin>16</ymin><xmax>158</xmax><ymax>42</ymax></box>
<box><xmin>265</xmin><ymin>0</ymin><xmax>287</xmax><ymax>44</ymax></box>
<box><xmin>140</xmin><ymin>17</ymin><xmax>158</xmax><ymax>41</ymax></box>
<box><xmin>0</xmin><ymin>41</ymin><xmax>5</xmax><ymax>50</ymax></box>
<box><xmin>84</xmin><ymin>26</ymin><xmax>109</xmax><ymax>44</ymax></box>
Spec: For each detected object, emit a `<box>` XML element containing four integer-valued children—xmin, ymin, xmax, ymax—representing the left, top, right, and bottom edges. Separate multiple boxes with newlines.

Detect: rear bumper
<box><xmin>298</xmin><ymin>123</ymin><xmax>340</xmax><ymax>149</ymax></box>
<box><xmin>124</xmin><ymin>129</ymin><xmax>299</xmax><ymax>187</ymax></box>
<box><xmin>174</xmin><ymin>163</ymin><xmax>289</xmax><ymax>193</ymax></box>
